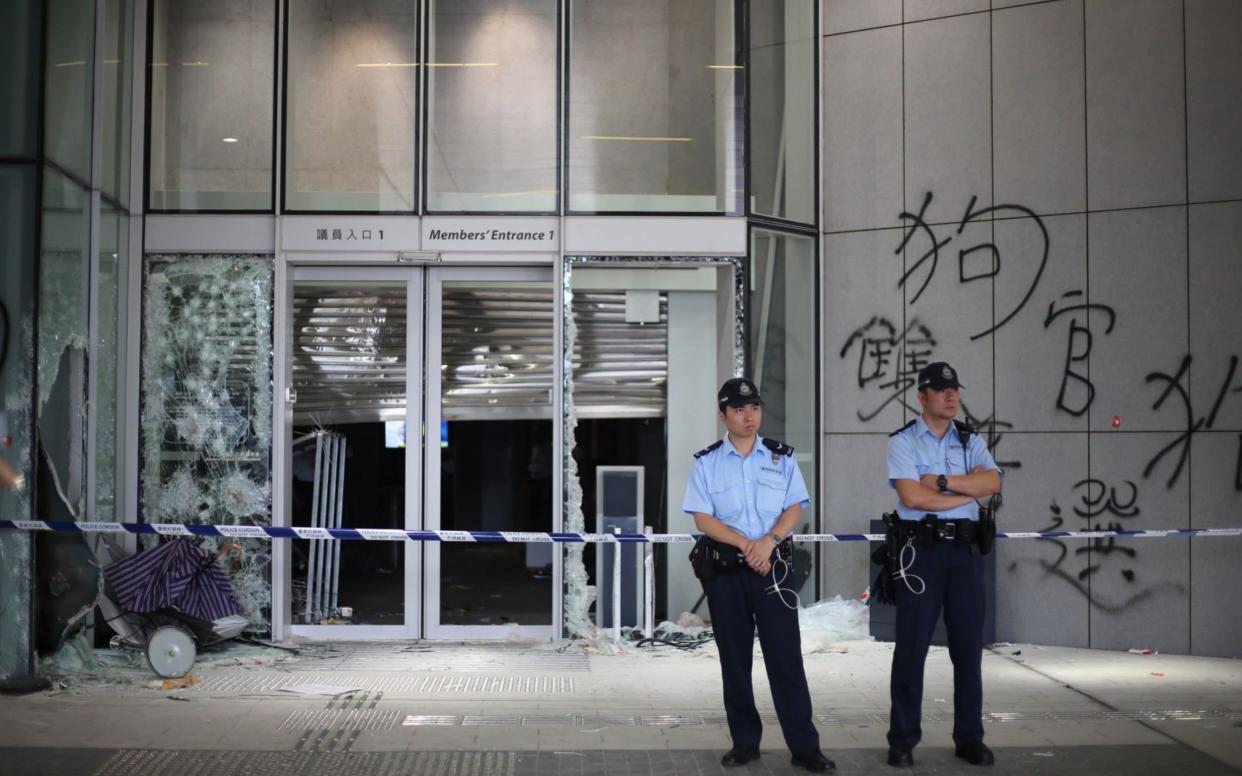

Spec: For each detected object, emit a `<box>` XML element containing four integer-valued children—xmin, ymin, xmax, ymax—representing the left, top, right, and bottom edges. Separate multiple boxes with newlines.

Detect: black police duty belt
<box><xmin>691</xmin><ymin>535</ymin><xmax>792</xmax><ymax>577</ymax></box>
<box><xmin>896</xmin><ymin>516</ymin><xmax>980</xmax><ymax>547</ymax></box>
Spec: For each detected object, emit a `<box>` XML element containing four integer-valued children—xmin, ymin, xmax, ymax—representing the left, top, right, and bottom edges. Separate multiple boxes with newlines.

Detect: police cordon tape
<box><xmin>1</xmin><ymin>520</ymin><xmax>1241</xmax><ymax>543</ymax></box>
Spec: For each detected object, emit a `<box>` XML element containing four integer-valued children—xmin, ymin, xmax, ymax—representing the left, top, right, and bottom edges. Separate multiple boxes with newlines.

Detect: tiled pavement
<box><xmin>0</xmin><ymin>640</ymin><xmax>1239</xmax><ymax>775</ymax></box>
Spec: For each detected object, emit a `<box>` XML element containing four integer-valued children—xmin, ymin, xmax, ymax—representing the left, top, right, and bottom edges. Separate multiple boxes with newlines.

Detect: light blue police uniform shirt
<box><xmin>682</xmin><ymin>435</ymin><xmax>811</xmax><ymax>540</ymax></box>
<box><xmin>887</xmin><ymin>417</ymin><xmax>999</xmax><ymax>522</ymax></box>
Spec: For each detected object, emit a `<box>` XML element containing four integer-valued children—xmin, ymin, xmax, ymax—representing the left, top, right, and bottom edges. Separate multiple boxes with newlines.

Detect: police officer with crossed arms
<box><xmin>683</xmin><ymin>377</ymin><xmax>834</xmax><ymax>771</ymax></box>
<box><xmin>883</xmin><ymin>362</ymin><xmax>1002</xmax><ymax>767</ymax></box>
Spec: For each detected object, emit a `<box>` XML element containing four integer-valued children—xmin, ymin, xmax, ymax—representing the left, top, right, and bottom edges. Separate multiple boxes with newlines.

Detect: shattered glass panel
<box><xmin>141</xmin><ymin>255</ymin><xmax>274</xmax><ymax>633</ymax></box>
<box><xmin>0</xmin><ymin>164</ymin><xmax>38</xmax><ymax>680</ymax></box>
<box><xmin>560</xmin><ymin>256</ymin><xmax>744</xmax><ymax>639</ymax></box>
<box><xmin>94</xmin><ymin>207</ymin><xmax>127</xmax><ymax>521</ymax></box>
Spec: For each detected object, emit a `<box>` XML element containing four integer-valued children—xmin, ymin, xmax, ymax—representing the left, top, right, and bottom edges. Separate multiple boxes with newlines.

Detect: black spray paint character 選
<box><xmin>1016</xmin><ymin>479</ymin><xmax>1184</xmax><ymax>613</ymax></box>
<box><xmin>1043</xmin><ymin>291</ymin><xmax>1117</xmax><ymax>417</ymax></box>
<box><xmin>839</xmin><ymin>316</ymin><xmax>937</xmax><ymax>422</ymax></box>
<box><xmin>1143</xmin><ymin>355</ymin><xmax>1242</xmax><ymax>489</ymax></box>
<box><xmin>895</xmin><ymin>193</ymin><xmax>1049</xmax><ymax>341</ymax></box>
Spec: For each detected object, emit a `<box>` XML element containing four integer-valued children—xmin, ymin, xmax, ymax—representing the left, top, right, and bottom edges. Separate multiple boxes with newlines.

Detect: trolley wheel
<box><xmin>146</xmin><ymin>625</ymin><xmax>197</xmax><ymax>679</ymax></box>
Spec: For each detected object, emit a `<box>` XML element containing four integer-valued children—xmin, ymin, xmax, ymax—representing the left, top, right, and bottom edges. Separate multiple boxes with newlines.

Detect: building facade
<box><xmin>0</xmin><ymin>0</ymin><xmax>1238</xmax><ymax>680</ymax></box>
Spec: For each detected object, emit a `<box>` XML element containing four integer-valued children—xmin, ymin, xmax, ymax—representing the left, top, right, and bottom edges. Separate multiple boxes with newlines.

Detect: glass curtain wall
<box><xmin>285</xmin><ymin>0</ymin><xmax>418</xmax><ymax>212</ymax></box>
<box><xmin>748</xmin><ymin>0</ymin><xmax>815</xmax><ymax>224</ymax></box>
<box><xmin>568</xmin><ymin>0</ymin><xmax>742</xmax><ymax>213</ymax></box>
<box><xmin>148</xmin><ymin>0</ymin><xmax>276</xmax><ymax>211</ymax></box>
<box><xmin>425</xmin><ymin>0</ymin><xmax>558</xmax><ymax>213</ymax></box>
<box><xmin>0</xmin><ymin>0</ymin><xmax>40</xmax><ymax>675</ymax></box>
<box><xmin>749</xmin><ymin>229</ymin><xmax>817</xmax><ymax>586</ymax></box>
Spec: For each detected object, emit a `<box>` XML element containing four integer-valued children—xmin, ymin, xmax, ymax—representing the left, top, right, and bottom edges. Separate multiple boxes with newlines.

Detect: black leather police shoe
<box><xmin>720</xmin><ymin>746</ymin><xmax>761</xmax><ymax>766</ymax></box>
<box><xmin>886</xmin><ymin>746</ymin><xmax>914</xmax><ymax>767</ymax></box>
<box><xmin>955</xmin><ymin>741</ymin><xmax>995</xmax><ymax>766</ymax></box>
<box><xmin>790</xmin><ymin>749</ymin><xmax>836</xmax><ymax>771</ymax></box>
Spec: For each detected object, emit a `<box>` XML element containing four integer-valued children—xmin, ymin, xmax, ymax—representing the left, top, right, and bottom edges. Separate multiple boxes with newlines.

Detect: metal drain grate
<box><xmin>192</xmin><ymin>672</ymin><xmax>575</xmax><ymax>695</ymax></box>
<box><xmin>281</xmin><ymin>644</ymin><xmax>590</xmax><ymax>673</ymax></box>
<box><xmin>94</xmin><ymin>750</ymin><xmax>520</xmax><ymax>775</ymax></box>
<box><xmin>396</xmin><ymin>708</ymin><xmax>1242</xmax><ymax>728</ymax></box>
<box><xmin>279</xmin><ymin>709</ymin><xmax>403</xmax><ymax>732</ymax></box>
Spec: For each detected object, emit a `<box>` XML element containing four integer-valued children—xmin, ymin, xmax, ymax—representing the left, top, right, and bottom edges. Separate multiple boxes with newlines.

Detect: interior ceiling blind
<box><xmin>292</xmin><ymin>284</ymin><xmax>407</xmax><ymax>426</ymax></box>
<box><xmin>292</xmin><ymin>286</ymin><xmax>667</xmax><ymax>425</ymax></box>
<box><xmin>441</xmin><ymin>288</ymin><xmax>669</xmax><ymax>420</ymax></box>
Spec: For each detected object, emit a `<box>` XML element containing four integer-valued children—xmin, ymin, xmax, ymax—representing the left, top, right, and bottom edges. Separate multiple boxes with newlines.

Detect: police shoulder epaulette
<box><xmin>693</xmin><ymin>440</ymin><xmax>724</xmax><ymax>459</ymax></box>
<box><xmin>889</xmin><ymin>420</ymin><xmax>916</xmax><ymax>437</ymax></box>
<box><xmin>761</xmin><ymin>438</ymin><xmax>794</xmax><ymax>457</ymax></box>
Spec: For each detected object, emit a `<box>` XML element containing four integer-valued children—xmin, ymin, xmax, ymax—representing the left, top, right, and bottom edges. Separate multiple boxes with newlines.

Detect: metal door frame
<box><xmin>423</xmin><ymin>265</ymin><xmax>556</xmax><ymax>640</ymax></box>
<box><xmin>286</xmin><ymin>265</ymin><xmax>425</xmax><ymax>640</ymax></box>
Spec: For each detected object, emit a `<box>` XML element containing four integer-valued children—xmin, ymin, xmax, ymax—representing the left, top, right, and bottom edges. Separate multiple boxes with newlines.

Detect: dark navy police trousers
<box><xmin>703</xmin><ymin>567</ymin><xmax>819</xmax><ymax>753</ymax></box>
<box><xmin>888</xmin><ymin>537</ymin><xmax>986</xmax><ymax>751</ymax></box>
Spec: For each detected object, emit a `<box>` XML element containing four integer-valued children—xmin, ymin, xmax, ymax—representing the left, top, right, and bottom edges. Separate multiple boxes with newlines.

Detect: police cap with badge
<box><xmin>916</xmin><ymin>361</ymin><xmax>962</xmax><ymax>392</ymax></box>
<box><xmin>718</xmin><ymin>376</ymin><xmax>762</xmax><ymax>409</ymax></box>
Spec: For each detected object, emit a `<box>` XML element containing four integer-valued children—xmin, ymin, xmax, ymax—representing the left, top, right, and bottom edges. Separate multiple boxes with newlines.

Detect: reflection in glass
<box><xmin>291</xmin><ymin>282</ymin><xmax>408</xmax><ymax>624</ymax></box>
<box><xmin>94</xmin><ymin>206</ymin><xmax>128</xmax><ymax>520</ymax></box>
<box><xmin>102</xmin><ymin>0</ymin><xmax>134</xmax><ymax>205</ymax></box>
<box><xmin>426</xmin><ymin>0</ymin><xmax>557</xmax><ymax>212</ymax></box>
<box><xmin>569</xmin><ymin>0</ymin><xmax>742</xmax><ymax>213</ymax></box>
<box><xmin>285</xmin><ymin>0</ymin><xmax>417</xmax><ymax>212</ymax></box>
<box><xmin>748</xmin><ymin>0</ymin><xmax>815</xmax><ymax>223</ymax></box>
<box><xmin>749</xmin><ymin>229</ymin><xmax>817</xmax><ymax>535</ymax></box>
<box><xmin>44</xmin><ymin>0</ymin><xmax>96</xmax><ymax>181</ymax></box>
<box><xmin>148</xmin><ymin>0</ymin><xmax>275</xmax><ymax>210</ymax></box>
<box><xmin>0</xmin><ymin>0</ymin><xmax>41</xmax><ymax>156</ymax></box>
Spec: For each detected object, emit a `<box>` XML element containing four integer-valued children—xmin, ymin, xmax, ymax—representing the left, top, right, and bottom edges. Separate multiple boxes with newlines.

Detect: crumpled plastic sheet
<box><xmin>797</xmin><ymin>595</ymin><xmax>871</xmax><ymax>653</ymax></box>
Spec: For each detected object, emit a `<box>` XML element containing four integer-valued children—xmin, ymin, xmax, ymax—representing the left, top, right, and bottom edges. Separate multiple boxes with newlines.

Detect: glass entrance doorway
<box><xmin>286</xmin><ymin>265</ymin><xmax>553</xmax><ymax>640</ymax></box>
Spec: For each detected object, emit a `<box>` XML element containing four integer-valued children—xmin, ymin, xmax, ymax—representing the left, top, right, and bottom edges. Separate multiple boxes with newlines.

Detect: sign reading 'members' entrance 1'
<box><xmin>421</xmin><ymin>217</ymin><xmax>559</xmax><ymax>252</ymax></box>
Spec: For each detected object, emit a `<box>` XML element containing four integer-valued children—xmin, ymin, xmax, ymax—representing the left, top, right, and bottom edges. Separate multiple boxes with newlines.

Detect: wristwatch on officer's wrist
<box><xmin>936</xmin><ymin>474</ymin><xmax>948</xmax><ymax>492</ymax></box>
<box><xmin>768</xmin><ymin>532</ymin><xmax>782</xmax><ymax>546</ymax></box>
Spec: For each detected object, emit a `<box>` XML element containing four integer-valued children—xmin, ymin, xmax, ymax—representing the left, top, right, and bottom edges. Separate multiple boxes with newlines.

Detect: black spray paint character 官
<box><xmin>1043</xmin><ymin>291</ymin><xmax>1117</xmax><ymax>417</ymax></box>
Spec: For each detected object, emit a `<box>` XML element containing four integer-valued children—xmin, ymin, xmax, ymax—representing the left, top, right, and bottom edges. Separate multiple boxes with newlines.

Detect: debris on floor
<box><xmin>1128</xmin><ymin>648</ymin><xmax>1157</xmax><ymax>655</ymax></box>
<box><xmin>144</xmin><ymin>675</ymin><xmax>200</xmax><ymax>691</ymax></box>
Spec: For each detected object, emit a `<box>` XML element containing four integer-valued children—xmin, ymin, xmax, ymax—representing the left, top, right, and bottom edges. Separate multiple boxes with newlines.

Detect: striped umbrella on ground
<box><xmin>104</xmin><ymin>537</ymin><xmax>242</xmax><ymax>623</ymax></box>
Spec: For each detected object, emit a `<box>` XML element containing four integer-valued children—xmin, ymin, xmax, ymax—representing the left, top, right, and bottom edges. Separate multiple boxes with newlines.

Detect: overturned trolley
<box><xmin>101</xmin><ymin>537</ymin><xmax>248</xmax><ymax>678</ymax></box>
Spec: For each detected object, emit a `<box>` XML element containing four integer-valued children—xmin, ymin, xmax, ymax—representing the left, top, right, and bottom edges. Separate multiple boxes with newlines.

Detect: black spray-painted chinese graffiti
<box><xmin>1043</xmin><ymin>291</ymin><xmax>1117</xmax><ymax>417</ymax></box>
<box><xmin>1144</xmin><ymin>355</ymin><xmax>1242</xmax><ymax>489</ymax></box>
<box><xmin>1014</xmin><ymin>479</ymin><xmax>1185</xmax><ymax>614</ymax></box>
<box><xmin>895</xmin><ymin>192</ymin><xmax>1049</xmax><ymax>341</ymax></box>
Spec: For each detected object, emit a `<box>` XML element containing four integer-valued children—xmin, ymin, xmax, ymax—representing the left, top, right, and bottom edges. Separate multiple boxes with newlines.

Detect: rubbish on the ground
<box><xmin>1033</xmin><ymin>752</ymin><xmax>1054</xmax><ymax>757</ymax></box>
<box><xmin>1128</xmin><ymin>648</ymin><xmax>1156</xmax><ymax>655</ymax></box>
<box><xmin>279</xmin><ymin>683</ymin><xmax>363</xmax><ymax>697</ymax></box>
<box><xmin>1012</xmin><ymin>650</ymin><xmax>1022</xmax><ymax>656</ymax></box>
<box><xmin>990</xmin><ymin>641</ymin><xmax>1015</xmax><ymax>647</ymax></box>
<box><xmin>676</xmin><ymin>611</ymin><xmax>707</xmax><ymax>629</ymax></box>
<box><xmin>1150</xmin><ymin>672</ymin><xmax>1165</xmax><ymax>677</ymax></box>
<box><xmin>799</xmin><ymin>596</ymin><xmax>870</xmax><ymax>653</ymax></box>
<box><xmin>143</xmin><ymin>675</ymin><xmax>200</xmax><ymax>691</ymax></box>
<box><xmin>167</xmin><ymin>695</ymin><xmax>191</xmax><ymax>702</ymax></box>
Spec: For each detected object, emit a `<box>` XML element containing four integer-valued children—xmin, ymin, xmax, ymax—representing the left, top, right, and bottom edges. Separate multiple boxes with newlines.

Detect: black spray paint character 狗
<box><xmin>895</xmin><ymin>192</ymin><xmax>1049</xmax><ymax>341</ymax></box>
<box><xmin>838</xmin><ymin>316</ymin><xmax>937</xmax><ymax>422</ymax></box>
<box><xmin>1043</xmin><ymin>290</ymin><xmax>1117</xmax><ymax>417</ymax></box>
<box><xmin>1143</xmin><ymin>355</ymin><xmax>1242</xmax><ymax>489</ymax></box>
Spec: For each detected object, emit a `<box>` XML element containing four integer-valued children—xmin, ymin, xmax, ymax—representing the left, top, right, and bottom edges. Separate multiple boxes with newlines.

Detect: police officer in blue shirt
<box><xmin>884</xmin><ymin>363</ymin><xmax>1002</xmax><ymax>768</ymax></box>
<box><xmin>683</xmin><ymin>377</ymin><xmax>834</xmax><ymax>772</ymax></box>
